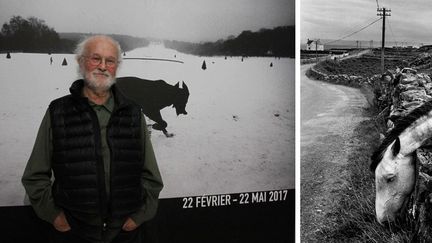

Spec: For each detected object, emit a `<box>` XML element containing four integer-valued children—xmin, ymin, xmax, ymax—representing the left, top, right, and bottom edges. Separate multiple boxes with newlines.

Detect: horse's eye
<box><xmin>386</xmin><ymin>177</ymin><xmax>395</xmax><ymax>183</ymax></box>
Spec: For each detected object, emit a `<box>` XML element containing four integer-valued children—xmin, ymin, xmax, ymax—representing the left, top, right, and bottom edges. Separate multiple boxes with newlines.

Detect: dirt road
<box><xmin>300</xmin><ymin>64</ymin><xmax>369</xmax><ymax>242</ymax></box>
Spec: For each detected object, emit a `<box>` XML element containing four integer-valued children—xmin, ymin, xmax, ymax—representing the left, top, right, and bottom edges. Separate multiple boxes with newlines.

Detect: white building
<box><xmin>306</xmin><ymin>39</ymin><xmax>324</xmax><ymax>51</ymax></box>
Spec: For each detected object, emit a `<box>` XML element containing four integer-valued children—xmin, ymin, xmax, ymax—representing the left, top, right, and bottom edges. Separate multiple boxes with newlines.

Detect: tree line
<box><xmin>164</xmin><ymin>26</ymin><xmax>295</xmax><ymax>58</ymax></box>
<box><xmin>0</xmin><ymin>16</ymin><xmax>73</xmax><ymax>53</ymax></box>
<box><xmin>0</xmin><ymin>16</ymin><xmax>149</xmax><ymax>54</ymax></box>
<box><xmin>0</xmin><ymin>16</ymin><xmax>294</xmax><ymax>57</ymax></box>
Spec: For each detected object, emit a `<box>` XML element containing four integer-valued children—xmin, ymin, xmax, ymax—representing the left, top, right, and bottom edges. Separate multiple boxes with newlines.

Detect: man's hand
<box><xmin>122</xmin><ymin>217</ymin><xmax>138</xmax><ymax>231</ymax></box>
<box><xmin>53</xmin><ymin>211</ymin><xmax>71</xmax><ymax>232</ymax></box>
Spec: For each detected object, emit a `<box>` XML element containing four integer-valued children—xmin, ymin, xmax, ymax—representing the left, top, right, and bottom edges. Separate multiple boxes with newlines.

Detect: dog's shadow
<box><xmin>116</xmin><ymin>76</ymin><xmax>190</xmax><ymax>137</ymax></box>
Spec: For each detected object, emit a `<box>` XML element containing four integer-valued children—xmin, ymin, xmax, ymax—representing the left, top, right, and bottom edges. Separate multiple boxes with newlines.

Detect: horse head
<box><xmin>371</xmin><ymin>101</ymin><xmax>432</xmax><ymax>225</ymax></box>
<box><xmin>372</xmin><ymin>137</ymin><xmax>416</xmax><ymax>224</ymax></box>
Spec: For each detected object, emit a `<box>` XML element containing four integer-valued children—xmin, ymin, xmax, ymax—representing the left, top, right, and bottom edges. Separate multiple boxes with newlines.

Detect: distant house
<box><xmin>306</xmin><ymin>39</ymin><xmax>324</xmax><ymax>51</ymax></box>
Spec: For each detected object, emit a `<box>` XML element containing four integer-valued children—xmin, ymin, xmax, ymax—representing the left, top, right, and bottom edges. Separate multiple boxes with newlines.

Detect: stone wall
<box><xmin>384</xmin><ymin>72</ymin><xmax>432</xmax><ymax>128</ymax></box>
<box><xmin>380</xmin><ymin>70</ymin><xmax>432</xmax><ymax>241</ymax></box>
<box><xmin>413</xmin><ymin>148</ymin><xmax>432</xmax><ymax>242</ymax></box>
<box><xmin>307</xmin><ymin>63</ymin><xmax>370</xmax><ymax>88</ymax></box>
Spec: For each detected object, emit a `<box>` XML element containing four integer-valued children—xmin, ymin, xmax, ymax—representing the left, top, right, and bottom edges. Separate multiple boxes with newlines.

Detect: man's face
<box><xmin>79</xmin><ymin>38</ymin><xmax>119</xmax><ymax>91</ymax></box>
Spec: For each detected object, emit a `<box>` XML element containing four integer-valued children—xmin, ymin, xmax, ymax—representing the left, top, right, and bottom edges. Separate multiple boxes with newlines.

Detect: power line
<box><xmin>375</xmin><ymin>0</ymin><xmax>380</xmax><ymax>8</ymax></box>
<box><xmin>340</xmin><ymin>16</ymin><xmax>382</xmax><ymax>40</ymax></box>
<box><xmin>386</xmin><ymin>17</ymin><xmax>398</xmax><ymax>46</ymax></box>
<box><xmin>324</xmin><ymin>17</ymin><xmax>382</xmax><ymax>45</ymax></box>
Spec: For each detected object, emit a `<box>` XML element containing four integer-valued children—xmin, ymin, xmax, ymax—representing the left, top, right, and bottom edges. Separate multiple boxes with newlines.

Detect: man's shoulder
<box><xmin>49</xmin><ymin>94</ymin><xmax>74</xmax><ymax>108</ymax></box>
<box><xmin>49</xmin><ymin>79</ymin><xmax>84</xmax><ymax>107</ymax></box>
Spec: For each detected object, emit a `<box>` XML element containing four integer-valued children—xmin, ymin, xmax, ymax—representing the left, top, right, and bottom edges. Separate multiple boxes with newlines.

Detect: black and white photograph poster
<box><xmin>0</xmin><ymin>0</ymin><xmax>295</xmax><ymax>242</ymax></box>
<box><xmin>301</xmin><ymin>0</ymin><xmax>432</xmax><ymax>242</ymax></box>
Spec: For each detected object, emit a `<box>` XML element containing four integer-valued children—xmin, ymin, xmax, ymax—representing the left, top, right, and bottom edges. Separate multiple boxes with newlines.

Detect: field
<box><xmin>313</xmin><ymin>48</ymin><xmax>421</xmax><ymax>77</ymax></box>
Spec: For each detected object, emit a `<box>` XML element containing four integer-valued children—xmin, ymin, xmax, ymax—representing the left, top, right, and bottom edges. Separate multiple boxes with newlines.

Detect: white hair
<box><xmin>74</xmin><ymin>35</ymin><xmax>123</xmax><ymax>63</ymax></box>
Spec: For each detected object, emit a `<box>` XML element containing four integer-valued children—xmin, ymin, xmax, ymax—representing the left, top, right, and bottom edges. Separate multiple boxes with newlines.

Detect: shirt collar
<box><xmin>88</xmin><ymin>91</ymin><xmax>115</xmax><ymax>113</ymax></box>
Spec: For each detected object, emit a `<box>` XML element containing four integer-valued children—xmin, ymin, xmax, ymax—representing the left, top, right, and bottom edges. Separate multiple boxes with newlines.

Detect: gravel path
<box><xmin>300</xmin><ymin>64</ymin><xmax>368</xmax><ymax>242</ymax></box>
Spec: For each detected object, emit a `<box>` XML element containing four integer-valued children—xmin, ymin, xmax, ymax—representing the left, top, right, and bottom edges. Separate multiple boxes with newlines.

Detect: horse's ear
<box><xmin>174</xmin><ymin>82</ymin><xmax>180</xmax><ymax>88</ymax></box>
<box><xmin>392</xmin><ymin>137</ymin><xmax>401</xmax><ymax>157</ymax></box>
<box><xmin>182</xmin><ymin>81</ymin><xmax>189</xmax><ymax>93</ymax></box>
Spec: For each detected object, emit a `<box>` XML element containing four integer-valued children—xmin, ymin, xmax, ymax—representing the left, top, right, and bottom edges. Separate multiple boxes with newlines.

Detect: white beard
<box><xmin>82</xmin><ymin>69</ymin><xmax>116</xmax><ymax>92</ymax></box>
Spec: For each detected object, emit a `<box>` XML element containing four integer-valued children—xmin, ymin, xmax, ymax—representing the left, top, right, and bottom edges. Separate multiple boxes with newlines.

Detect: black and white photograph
<box><xmin>301</xmin><ymin>0</ymin><xmax>432</xmax><ymax>242</ymax></box>
<box><xmin>0</xmin><ymin>0</ymin><xmax>295</xmax><ymax>242</ymax></box>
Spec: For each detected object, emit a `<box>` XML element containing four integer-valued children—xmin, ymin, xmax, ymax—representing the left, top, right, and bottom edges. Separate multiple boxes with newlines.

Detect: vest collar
<box><xmin>69</xmin><ymin>79</ymin><xmax>134</xmax><ymax>108</ymax></box>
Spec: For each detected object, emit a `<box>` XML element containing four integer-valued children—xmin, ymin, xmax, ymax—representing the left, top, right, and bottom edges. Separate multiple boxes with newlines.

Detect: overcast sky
<box><xmin>0</xmin><ymin>0</ymin><xmax>294</xmax><ymax>43</ymax></box>
<box><xmin>301</xmin><ymin>0</ymin><xmax>432</xmax><ymax>46</ymax></box>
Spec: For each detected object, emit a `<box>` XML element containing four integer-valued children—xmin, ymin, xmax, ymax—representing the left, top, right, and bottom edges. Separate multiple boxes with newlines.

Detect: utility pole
<box><xmin>377</xmin><ymin>7</ymin><xmax>391</xmax><ymax>74</ymax></box>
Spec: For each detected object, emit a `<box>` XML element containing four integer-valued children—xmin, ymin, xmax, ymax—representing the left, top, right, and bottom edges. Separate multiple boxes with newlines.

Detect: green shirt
<box><xmin>22</xmin><ymin>94</ymin><xmax>163</xmax><ymax>241</ymax></box>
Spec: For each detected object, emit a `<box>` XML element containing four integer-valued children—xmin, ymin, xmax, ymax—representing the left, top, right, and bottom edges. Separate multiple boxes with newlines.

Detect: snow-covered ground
<box><xmin>0</xmin><ymin>44</ymin><xmax>294</xmax><ymax>205</ymax></box>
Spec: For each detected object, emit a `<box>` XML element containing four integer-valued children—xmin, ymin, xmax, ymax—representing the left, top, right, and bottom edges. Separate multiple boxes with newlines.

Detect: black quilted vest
<box><xmin>49</xmin><ymin>80</ymin><xmax>144</xmax><ymax>218</ymax></box>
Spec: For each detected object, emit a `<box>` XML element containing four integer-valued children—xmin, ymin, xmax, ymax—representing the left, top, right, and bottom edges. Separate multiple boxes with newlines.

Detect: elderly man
<box><xmin>22</xmin><ymin>35</ymin><xmax>163</xmax><ymax>243</ymax></box>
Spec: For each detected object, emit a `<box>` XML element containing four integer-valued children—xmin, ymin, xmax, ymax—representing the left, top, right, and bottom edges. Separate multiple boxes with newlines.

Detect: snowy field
<box><xmin>0</xmin><ymin>44</ymin><xmax>294</xmax><ymax>205</ymax></box>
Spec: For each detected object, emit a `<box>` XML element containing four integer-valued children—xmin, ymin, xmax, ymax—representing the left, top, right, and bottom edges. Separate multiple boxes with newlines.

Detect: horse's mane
<box><xmin>370</xmin><ymin>100</ymin><xmax>432</xmax><ymax>172</ymax></box>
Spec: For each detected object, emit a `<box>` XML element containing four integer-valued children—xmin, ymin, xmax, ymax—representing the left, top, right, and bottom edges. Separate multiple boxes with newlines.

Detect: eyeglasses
<box><xmin>83</xmin><ymin>55</ymin><xmax>119</xmax><ymax>68</ymax></box>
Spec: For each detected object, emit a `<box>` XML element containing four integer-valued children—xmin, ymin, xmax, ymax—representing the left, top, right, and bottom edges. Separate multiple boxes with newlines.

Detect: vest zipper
<box><xmin>106</xmin><ymin>108</ymin><xmax>115</xmax><ymax>219</ymax></box>
<box><xmin>106</xmin><ymin>103</ymin><xmax>128</xmax><ymax>214</ymax></box>
<box><xmin>87</xmin><ymin>105</ymin><xmax>109</xmax><ymax>219</ymax></box>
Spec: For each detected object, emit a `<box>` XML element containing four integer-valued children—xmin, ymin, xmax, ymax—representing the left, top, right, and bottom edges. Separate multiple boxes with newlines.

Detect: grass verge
<box><xmin>318</xmin><ymin>106</ymin><xmax>416</xmax><ymax>242</ymax></box>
